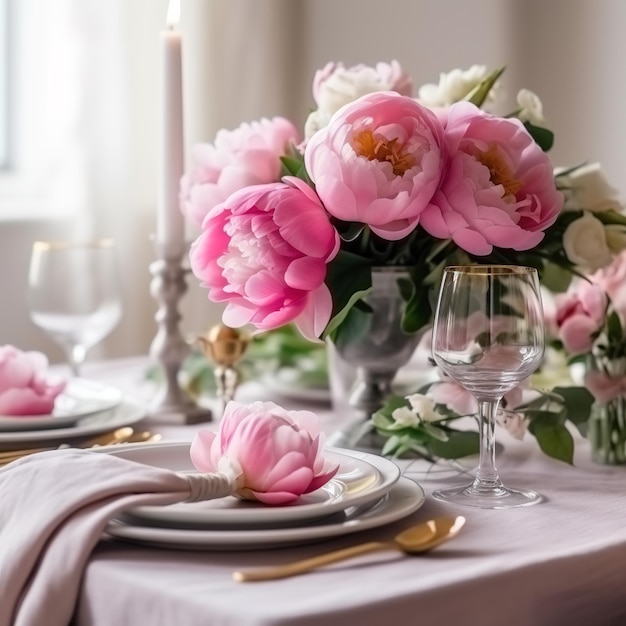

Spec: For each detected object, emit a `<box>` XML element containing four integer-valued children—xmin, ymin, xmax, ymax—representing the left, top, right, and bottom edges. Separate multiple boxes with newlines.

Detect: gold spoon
<box><xmin>233</xmin><ymin>515</ymin><xmax>466</xmax><ymax>582</ymax></box>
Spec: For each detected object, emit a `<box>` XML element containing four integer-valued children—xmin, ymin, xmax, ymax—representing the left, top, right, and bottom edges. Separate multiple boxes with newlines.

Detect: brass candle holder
<box><xmin>196</xmin><ymin>323</ymin><xmax>251</xmax><ymax>415</ymax></box>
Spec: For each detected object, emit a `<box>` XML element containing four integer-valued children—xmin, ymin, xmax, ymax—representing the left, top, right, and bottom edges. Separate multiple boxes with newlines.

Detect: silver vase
<box><xmin>328</xmin><ymin>267</ymin><xmax>427</xmax><ymax>447</ymax></box>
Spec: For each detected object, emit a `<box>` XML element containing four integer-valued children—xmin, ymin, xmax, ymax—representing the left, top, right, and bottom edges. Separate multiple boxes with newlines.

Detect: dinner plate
<box><xmin>105</xmin><ymin>477</ymin><xmax>424</xmax><ymax>551</ymax></box>
<box><xmin>0</xmin><ymin>400</ymin><xmax>147</xmax><ymax>450</ymax></box>
<box><xmin>0</xmin><ymin>379</ymin><xmax>123</xmax><ymax>432</ymax></box>
<box><xmin>98</xmin><ymin>443</ymin><xmax>401</xmax><ymax>528</ymax></box>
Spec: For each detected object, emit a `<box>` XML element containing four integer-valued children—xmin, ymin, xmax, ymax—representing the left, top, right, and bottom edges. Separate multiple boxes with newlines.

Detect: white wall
<box><xmin>1</xmin><ymin>0</ymin><xmax>624</xmax><ymax>363</ymax></box>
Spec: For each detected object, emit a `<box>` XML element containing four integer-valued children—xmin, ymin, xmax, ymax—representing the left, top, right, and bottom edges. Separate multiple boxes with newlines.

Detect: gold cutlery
<box><xmin>0</xmin><ymin>426</ymin><xmax>137</xmax><ymax>465</ymax></box>
<box><xmin>233</xmin><ymin>515</ymin><xmax>466</xmax><ymax>582</ymax></box>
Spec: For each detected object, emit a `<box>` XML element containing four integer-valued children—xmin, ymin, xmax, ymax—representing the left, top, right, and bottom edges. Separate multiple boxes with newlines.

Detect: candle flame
<box><xmin>166</xmin><ymin>0</ymin><xmax>180</xmax><ymax>28</ymax></box>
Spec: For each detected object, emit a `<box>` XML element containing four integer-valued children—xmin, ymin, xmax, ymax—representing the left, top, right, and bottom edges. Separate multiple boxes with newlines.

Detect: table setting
<box><xmin>3</xmin><ymin>3</ymin><xmax>626</xmax><ymax>624</ymax></box>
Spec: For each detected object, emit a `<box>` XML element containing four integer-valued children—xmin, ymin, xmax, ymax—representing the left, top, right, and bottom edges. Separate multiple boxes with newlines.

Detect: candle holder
<box><xmin>148</xmin><ymin>241</ymin><xmax>212</xmax><ymax>424</ymax></box>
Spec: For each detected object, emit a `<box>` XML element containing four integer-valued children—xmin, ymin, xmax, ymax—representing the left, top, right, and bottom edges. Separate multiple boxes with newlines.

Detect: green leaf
<box><xmin>465</xmin><ymin>67</ymin><xmax>505</xmax><ymax>107</ymax></box>
<box><xmin>329</xmin><ymin>303</ymin><xmax>371</xmax><ymax>348</ymax></box>
<box><xmin>336</xmin><ymin>221</ymin><xmax>365</xmax><ymax>243</ymax></box>
<box><xmin>373</xmin><ymin>395</ymin><xmax>409</xmax><ymax>421</ymax></box>
<box><xmin>323</xmin><ymin>251</ymin><xmax>372</xmax><ymax>339</ymax></box>
<box><xmin>607</xmin><ymin>310</ymin><xmax>623</xmax><ymax>345</ymax></box>
<box><xmin>428</xmin><ymin>430</ymin><xmax>480</xmax><ymax>459</ymax></box>
<box><xmin>593</xmin><ymin>209</ymin><xmax>626</xmax><ymax>227</ymax></box>
<box><xmin>528</xmin><ymin>417</ymin><xmax>574</xmax><ymax>464</ymax></box>
<box><xmin>401</xmin><ymin>282</ymin><xmax>433</xmax><ymax>333</ymax></box>
<box><xmin>422</xmin><ymin>422</ymin><xmax>450</xmax><ymax>442</ymax></box>
<box><xmin>540</xmin><ymin>262</ymin><xmax>574</xmax><ymax>293</ymax></box>
<box><xmin>524</xmin><ymin>122</ymin><xmax>554</xmax><ymax>152</ymax></box>
<box><xmin>552</xmin><ymin>385</ymin><xmax>595</xmax><ymax>434</ymax></box>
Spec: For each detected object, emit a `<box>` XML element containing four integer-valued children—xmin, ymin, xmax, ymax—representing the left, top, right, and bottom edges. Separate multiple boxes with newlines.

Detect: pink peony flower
<box><xmin>189</xmin><ymin>177</ymin><xmax>340</xmax><ymax>340</ymax></box>
<box><xmin>190</xmin><ymin>401</ymin><xmax>339</xmax><ymax>505</ymax></box>
<box><xmin>421</xmin><ymin>102</ymin><xmax>563</xmax><ymax>255</ymax></box>
<box><xmin>180</xmin><ymin>117</ymin><xmax>300</xmax><ymax>228</ymax></box>
<box><xmin>554</xmin><ymin>281</ymin><xmax>608</xmax><ymax>354</ymax></box>
<box><xmin>304</xmin><ymin>91</ymin><xmax>446</xmax><ymax>241</ymax></box>
<box><xmin>0</xmin><ymin>345</ymin><xmax>66</xmax><ymax>415</ymax></box>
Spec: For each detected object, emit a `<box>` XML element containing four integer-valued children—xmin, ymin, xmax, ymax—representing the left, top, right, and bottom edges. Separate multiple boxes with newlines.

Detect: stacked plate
<box><xmin>99</xmin><ymin>442</ymin><xmax>426</xmax><ymax>551</ymax></box>
<box><xmin>0</xmin><ymin>378</ymin><xmax>146</xmax><ymax>451</ymax></box>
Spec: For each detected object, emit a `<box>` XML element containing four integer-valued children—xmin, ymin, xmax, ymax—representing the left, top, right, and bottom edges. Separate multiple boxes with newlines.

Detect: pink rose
<box><xmin>554</xmin><ymin>282</ymin><xmax>608</xmax><ymax>354</ymax></box>
<box><xmin>180</xmin><ymin>117</ymin><xmax>300</xmax><ymax>228</ymax></box>
<box><xmin>190</xmin><ymin>177</ymin><xmax>340</xmax><ymax>340</ymax></box>
<box><xmin>584</xmin><ymin>371</ymin><xmax>626</xmax><ymax>404</ymax></box>
<box><xmin>591</xmin><ymin>249</ymin><xmax>626</xmax><ymax>318</ymax></box>
<box><xmin>421</xmin><ymin>102</ymin><xmax>563</xmax><ymax>255</ymax></box>
<box><xmin>0</xmin><ymin>345</ymin><xmax>66</xmax><ymax>415</ymax></box>
<box><xmin>304</xmin><ymin>91</ymin><xmax>446</xmax><ymax>240</ymax></box>
<box><xmin>190</xmin><ymin>401</ymin><xmax>339</xmax><ymax>505</ymax></box>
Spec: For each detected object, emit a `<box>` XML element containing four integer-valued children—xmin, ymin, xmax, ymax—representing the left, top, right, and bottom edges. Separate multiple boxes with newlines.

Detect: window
<box><xmin>0</xmin><ymin>0</ymin><xmax>83</xmax><ymax>220</ymax></box>
<box><xmin>0</xmin><ymin>0</ymin><xmax>9</xmax><ymax>169</ymax></box>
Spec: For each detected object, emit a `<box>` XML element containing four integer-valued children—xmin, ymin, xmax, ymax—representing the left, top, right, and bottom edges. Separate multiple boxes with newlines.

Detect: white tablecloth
<box><xmin>71</xmin><ymin>358</ymin><xmax>626</xmax><ymax>626</ymax></box>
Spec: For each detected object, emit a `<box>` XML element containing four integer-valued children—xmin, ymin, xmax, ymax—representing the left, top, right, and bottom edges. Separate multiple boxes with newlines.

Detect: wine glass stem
<box><xmin>473</xmin><ymin>398</ymin><xmax>504</xmax><ymax>492</ymax></box>
<box><xmin>67</xmin><ymin>344</ymin><xmax>87</xmax><ymax>378</ymax></box>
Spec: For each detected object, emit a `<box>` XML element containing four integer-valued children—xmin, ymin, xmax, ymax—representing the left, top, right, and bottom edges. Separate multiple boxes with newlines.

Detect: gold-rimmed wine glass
<box><xmin>431</xmin><ymin>265</ymin><xmax>545</xmax><ymax>509</ymax></box>
<box><xmin>28</xmin><ymin>239</ymin><xmax>123</xmax><ymax>377</ymax></box>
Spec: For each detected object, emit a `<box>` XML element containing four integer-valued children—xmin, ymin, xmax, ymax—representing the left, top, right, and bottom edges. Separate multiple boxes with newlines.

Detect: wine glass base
<box><xmin>432</xmin><ymin>483</ymin><xmax>543</xmax><ymax>509</ymax></box>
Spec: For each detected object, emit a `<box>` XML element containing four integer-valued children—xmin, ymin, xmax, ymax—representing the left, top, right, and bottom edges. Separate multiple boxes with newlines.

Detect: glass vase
<box><xmin>327</xmin><ymin>267</ymin><xmax>428</xmax><ymax>448</ymax></box>
<box><xmin>590</xmin><ymin>398</ymin><xmax>626</xmax><ymax>465</ymax></box>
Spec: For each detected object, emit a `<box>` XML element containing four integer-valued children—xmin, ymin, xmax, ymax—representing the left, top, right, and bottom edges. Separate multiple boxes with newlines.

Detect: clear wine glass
<box><xmin>431</xmin><ymin>265</ymin><xmax>545</xmax><ymax>509</ymax></box>
<box><xmin>28</xmin><ymin>239</ymin><xmax>123</xmax><ymax>377</ymax></box>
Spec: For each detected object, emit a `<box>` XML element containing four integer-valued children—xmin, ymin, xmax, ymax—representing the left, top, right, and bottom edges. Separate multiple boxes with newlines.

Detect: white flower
<box><xmin>563</xmin><ymin>211</ymin><xmax>613</xmax><ymax>272</ymax></box>
<box><xmin>557</xmin><ymin>162</ymin><xmax>622</xmax><ymax>213</ymax></box>
<box><xmin>496</xmin><ymin>411</ymin><xmax>528</xmax><ymax>440</ymax></box>
<box><xmin>391</xmin><ymin>406</ymin><xmax>421</xmax><ymax>427</ymax></box>
<box><xmin>516</xmin><ymin>88</ymin><xmax>545</xmax><ymax>125</ymax></box>
<box><xmin>405</xmin><ymin>393</ymin><xmax>445</xmax><ymax>423</ymax></box>
<box><xmin>304</xmin><ymin>60</ymin><xmax>412</xmax><ymax>140</ymax></box>
<box><xmin>417</xmin><ymin>65</ymin><xmax>493</xmax><ymax>108</ymax></box>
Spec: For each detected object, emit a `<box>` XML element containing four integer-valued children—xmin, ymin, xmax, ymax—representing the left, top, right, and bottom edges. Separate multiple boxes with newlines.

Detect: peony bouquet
<box><xmin>181</xmin><ymin>61</ymin><xmax>626</xmax><ymax>465</ymax></box>
<box><xmin>182</xmin><ymin>61</ymin><xmax>626</xmax><ymax>348</ymax></box>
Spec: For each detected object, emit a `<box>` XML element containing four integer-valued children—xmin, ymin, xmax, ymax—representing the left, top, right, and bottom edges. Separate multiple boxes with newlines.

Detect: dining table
<box><xmin>37</xmin><ymin>357</ymin><xmax>626</xmax><ymax>625</ymax></box>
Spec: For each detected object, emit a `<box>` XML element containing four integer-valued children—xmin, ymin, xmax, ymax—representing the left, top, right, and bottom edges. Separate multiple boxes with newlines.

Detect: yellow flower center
<box><xmin>352</xmin><ymin>129</ymin><xmax>415</xmax><ymax>177</ymax></box>
<box><xmin>477</xmin><ymin>144</ymin><xmax>522</xmax><ymax>198</ymax></box>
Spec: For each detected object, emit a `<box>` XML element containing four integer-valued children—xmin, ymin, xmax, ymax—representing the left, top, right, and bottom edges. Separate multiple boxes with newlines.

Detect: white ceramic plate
<box><xmin>105</xmin><ymin>477</ymin><xmax>424</xmax><ymax>551</ymax></box>
<box><xmin>0</xmin><ymin>400</ymin><xmax>147</xmax><ymax>450</ymax></box>
<box><xmin>0</xmin><ymin>379</ymin><xmax>123</xmax><ymax>431</ymax></box>
<box><xmin>97</xmin><ymin>443</ymin><xmax>401</xmax><ymax>528</ymax></box>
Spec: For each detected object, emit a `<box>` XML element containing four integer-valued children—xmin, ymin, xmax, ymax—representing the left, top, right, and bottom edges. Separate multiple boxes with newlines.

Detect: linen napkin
<box><xmin>0</xmin><ymin>448</ymin><xmax>237</xmax><ymax>626</ymax></box>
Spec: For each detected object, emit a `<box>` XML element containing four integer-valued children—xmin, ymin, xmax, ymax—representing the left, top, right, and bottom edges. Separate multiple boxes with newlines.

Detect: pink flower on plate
<box><xmin>554</xmin><ymin>281</ymin><xmax>608</xmax><ymax>354</ymax></box>
<box><xmin>421</xmin><ymin>101</ymin><xmax>563</xmax><ymax>255</ymax></box>
<box><xmin>0</xmin><ymin>345</ymin><xmax>66</xmax><ymax>416</ymax></box>
<box><xmin>180</xmin><ymin>117</ymin><xmax>300</xmax><ymax>228</ymax></box>
<box><xmin>190</xmin><ymin>401</ymin><xmax>339</xmax><ymax>505</ymax></box>
<box><xmin>304</xmin><ymin>91</ymin><xmax>446</xmax><ymax>241</ymax></box>
<box><xmin>190</xmin><ymin>177</ymin><xmax>340</xmax><ymax>340</ymax></box>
